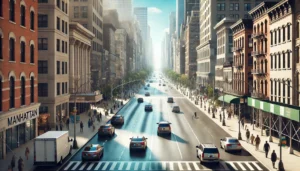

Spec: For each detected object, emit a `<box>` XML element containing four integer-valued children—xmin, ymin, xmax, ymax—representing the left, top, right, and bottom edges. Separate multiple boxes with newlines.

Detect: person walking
<box><xmin>25</xmin><ymin>147</ymin><xmax>30</xmax><ymax>160</ymax></box>
<box><xmin>55</xmin><ymin>124</ymin><xmax>58</xmax><ymax>131</ymax></box>
<box><xmin>59</xmin><ymin>121</ymin><xmax>63</xmax><ymax>131</ymax></box>
<box><xmin>246</xmin><ymin>129</ymin><xmax>250</xmax><ymax>143</ymax></box>
<box><xmin>11</xmin><ymin>155</ymin><xmax>16</xmax><ymax>171</ymax></box>
<box><xmin>263</xmin><ymin>141</ymin><xmax>270</xmax><ymax>158</ymax></box>
<box><xmin>18</xmin><ymin>157</ymin><xmax>24</xmax><ymax>171</ymax></box>
<box><xmin>66</xmin><ymin>118</ymin><xmax>70</xmax><ymax>130</ymax></box>
<box><xmin>254</xmin><ymin>135</ymin><xmax>261</xmax><ymax>151</ymax></box>
<box><xmin>88</xmin><ymin>119</ymin><xmax>91</xmax><ymax>128</ymax></box>
<box><xmin>80</xmin><ymin>121</ymin><xmax>84</xmax><ymax>133</ymax></box>
<box><xmin>99</xmin><ymin>112</ymin><xmax>102</xmax><ymax>121</ymax></box>
<box><xmin>271</xmin><ymin>150</ymin><xmax>277</xmax><ymax>168</ymax></box>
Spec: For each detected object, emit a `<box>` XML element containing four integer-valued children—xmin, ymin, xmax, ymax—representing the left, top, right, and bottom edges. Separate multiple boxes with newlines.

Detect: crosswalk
<box><xmin>62</xmin><ymin>161</ymin><xmax>265</xmax><ymax>171</ymax></box>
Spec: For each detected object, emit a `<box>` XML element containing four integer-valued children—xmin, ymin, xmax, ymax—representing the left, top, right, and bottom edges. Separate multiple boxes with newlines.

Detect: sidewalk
<box><xmin>176</xmin><ymin>86</ymin><xmax>300</xmax><ymax>171</ymax></box>
<box><xmin>0</xmin><ymin>99</ymin><xmax>130</xmax><ymax>171</ymax></box>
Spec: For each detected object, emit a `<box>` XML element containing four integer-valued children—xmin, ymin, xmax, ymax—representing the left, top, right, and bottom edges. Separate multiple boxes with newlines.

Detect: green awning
<box><xmin>218</xmin><ymin>95</ymin><xmax>240</xmax><ymax>104</ymax></box>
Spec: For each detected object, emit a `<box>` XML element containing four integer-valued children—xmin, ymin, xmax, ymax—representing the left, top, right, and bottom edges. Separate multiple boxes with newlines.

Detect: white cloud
<box><xmin>164</xmin><ymin>28</ymin><xmax>169</xmax><ymax>33</ymax></box>
<box><xmin>148</xmin><ymin>7</ymin><xmax>162</xmax><ymax>14</ymax></box>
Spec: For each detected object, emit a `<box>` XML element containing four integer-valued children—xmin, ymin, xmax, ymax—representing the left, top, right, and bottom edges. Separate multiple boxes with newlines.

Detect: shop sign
<box><xmin>280</xmin><ymin>106</ymin><xmax>284</xmax><ymax>116</ymax></box>
<box><xmin>260</xmin><ymin>102</ymin><xmax>264</xmax><ymax>110</ymax></box>
<box><xmin>270</xmin><ymin>104</ymin><xmax>274</xmax><ymax>113</ymax></box>
<box><xmin>7</xmin><ymin>109</ymin><xmax>38</xmax><ymax>127</ymax></box>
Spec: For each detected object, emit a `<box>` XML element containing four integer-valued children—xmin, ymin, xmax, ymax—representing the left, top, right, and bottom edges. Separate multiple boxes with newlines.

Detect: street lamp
<box><xmin>221</xmin><ymin>88</ymin><xmax>226</xmax><ymax>126</ymax></box>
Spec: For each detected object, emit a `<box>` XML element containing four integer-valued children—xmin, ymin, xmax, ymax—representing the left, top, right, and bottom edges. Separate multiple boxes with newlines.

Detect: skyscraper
<box><xmin>176</xmin><ymin>0</ymin><xmax>184</xmax><ymax>38</ymax></box>
<box><xmin>184</xmin><ymin>0</ymin><xmax>200</xmax><ymax>23</ymax></box>
<box><xmin>103</xmin><ymin>0</ymin><xmax>133</xmax><ymax>21</ymax></box>
<box><xmin>134</xmin><ymin>7</ymin><xmax>148</xmax><ymax>43</ymax></box>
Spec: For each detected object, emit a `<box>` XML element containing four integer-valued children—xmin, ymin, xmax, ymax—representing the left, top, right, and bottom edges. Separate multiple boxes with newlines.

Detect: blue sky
<box><xmin>133</xmin><ymin>0</ymin><xmax>176</xmax><ymax>67</ymax></box>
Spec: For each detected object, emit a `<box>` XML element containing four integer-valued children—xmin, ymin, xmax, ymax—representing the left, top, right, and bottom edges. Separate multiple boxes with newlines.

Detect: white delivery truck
<box><xmin>34</xmin><ymin>131</ymin><xmax>73</xmax><ymax>166</ymax></box>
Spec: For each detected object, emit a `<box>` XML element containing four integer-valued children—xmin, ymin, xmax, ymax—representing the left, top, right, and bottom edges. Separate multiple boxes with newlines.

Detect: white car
<box><xmin>220</xmin><ymin>137</ymin><xmax>242</xmax><ymax>152</ymax></box>
<box><xmin>196</xmin><ymin>144</ymin><xmax>220</xmax><ymax>164</ymax></box>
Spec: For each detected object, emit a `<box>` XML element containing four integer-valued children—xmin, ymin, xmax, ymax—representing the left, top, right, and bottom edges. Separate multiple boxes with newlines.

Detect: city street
<box><xmin>61</xmin><ymin>80</ymin><xmax>267</xmax><ymax>171</ymax></box>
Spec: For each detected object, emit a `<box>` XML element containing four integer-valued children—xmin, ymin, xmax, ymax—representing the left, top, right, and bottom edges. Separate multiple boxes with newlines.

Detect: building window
<box><xmin>62</xmin><ymin>20</ymin><xmax>65</xmax><ymax>33</ymax></box>
<box><xmin>9</xmin><ymin>38</ymin><xmax>15</xmax><ymax>61</ymax></box>
<box><xmin>38</xmin><ymin>83</ymin><xmax>48</xmax><ymax>97</ymax></box>
<box><xmin>20</xmin><ymin>5</ymin><xmax>26</xmax><ymax>26</ymax></box>
<box><xmin>20</xmin><ymin>41</ymin><xmax>25</xmax><ymax>62</ymax></box>
<box><xmin>21</xmin><ymin>77</ymin><xmax>26</xmax><ymax>105</ymax></box>
<box><xmin>57</xmin><ymin>61</ymin><xmax>60</xmax><ymax>74</ymax></box>
<box><xmin>30</xmin><ymin>77</ymin><xmax>34</xmax><ymax>103</ymax></box>
<box><xmin>38</xmin><ymin>60</ymin><xmax>48</xmax><ymax>74</ymax></box>
<box><xmin>278</xmin><ymin>29</ymin><xmax>281</xmax><ymax>43</ymax></box>
<box><xmin>297</xmin><ymin>22</ymin><xmax>299</xmax><ymax>38</ymax></box>
<box><xmin>217</xmin><ymin>3</ymin><xmax>225</xmax><ymax>11</ymax></box>
<box><xmin>274</xmin><ymin>30</ymin><xmax>277</xmax><ymax>44</ymax></box>
<box><xmin>62</xmin><ymin>61</ymin><xmax>64</xmax><ymax>74</ymax></box>
<box><xmin>271</xmin><ymin>32</ymin><xmax>273</xmax><ymax>45</ymax></box>
<box><xmin>287</xmin><ymin>24</ymin><xmax>291</xmax><ymax>40</ymax></box>
<box><xmin>274</xmin><ymin>55</ymin><xmax>277</xmax><ymax>69</ymax></box>
<box><xmin>288</xmin><ymin>81</ymin><xmax>291</xmax><ymax>98</ymax></box>
<box><xmin>234</xmin><ymin>3</ymin><xmax>239</xmax><ymax>11</ymax></box>
<box><xmin>38</xmin><ymin>14</ymin><xmax>48</xmax><ymax>28</ymax></box>
<box><xmin>62</xmin><ymin>1</ymin><xmax>65</xmax><ymax>12</ymax></box>
<box><xmin>278</xmin><ymin>54</ymin><xmax>281</xmax><ymax>68</ymax></box>
<box><xmin>65</xmin><ymin>22</ymin><xmax>68</xmax><ymax>34</ymax></box>
<box><xmin>9</xmin><ymin>0</ymin><xmax>15</xmax><ymax>22</ymax></box>
<box><xmin>38</xmin><ymin>0</ymin><xmax>48</xmax><ymax>2</ymax></box>
<box><xmin>0</xmin><ymin>35</ymin><xmax>2</xmax><ymax>60</ymax></box>
<box><xmin>30</xmin><ymin>45</ymin><xmax>34</xmax><ymax>63</ymax></box>
<box><xmin>65</xmin><ymin>3</ymin><xmax>68</xmax><ymax>14</ymax></box>
<box><xmin>9</xmin><ymin>77</ymin><xmax>15</xmax><ymax>108</ymax></box>
<box><xmin>0</xmin><ymin>76</ymin><xmax>2</xmax><ymax>111</ymax></box>
<box><xmin>62</xmin><ymin>40</ymin><xmax>64</xmax><ymax>53</ymax></box>
<box><xmin>74</xmin><ymin>6</ymin><xmax>79</xmax><ymax>18</ymax></box>
<box><xmin>229</xmin><ymin>3</ymin><xmax>234</xmax><ymax>11</ymax></box>
<box><xmin>244</xmin><ymin>3</ymin><xmax>251</xmax><ymax>11</ymax></box>
<box><xmin>30</xmin><ymin>11</ymin><xmax>34</xmax><ymax>30</ymax></box>
<box><xmin>56</xmin><ymin>39</ymin><xmax>60</xmax><ymax>51</ymax></box>
<box><xmin>65</xmin><ymin>62</ymin><xmax>67</xmax><ymax>74</ymax></box>
<box><xmin>81</xmin><ymin>6</ymin><xmax>88</xmax><ymax>18</ymax></box>
<box><xmin>57</xmin><ymin>17</ymin><xmax>60</xmax><ymax>30</ymax></box>
<box><xmin>57</xmin><ymin>83</ymin><xmax>60</xmax><ymax>95</ymax></box>
<box><xmin>287</xmin><ymin>52</ymin><xmax>291</xmax><ymax>68</ymax></box>
<box><xmin>38</xmin><ymin>38</ymin><xmax>48</xmax><ymax>50</ymax></box>
<box><xmin>283</xmin><ymin>53</ymin><xmax>286</xmax><ymax>68</ymax></box>
<box><xmin>65</xmin><ymin>41</ymin><xmax>67</xmax><ymax>54</ymax></box>
<box><xmin>56</xmin><ymin>0</ymin><xmax>60</xmax><ymax>8</ymax></box>
<box><xmin>65</xmin><ymin>82</ymin><xmax>67</xmax><ymax>93</ymax></box>
<box><xmin>62</xmin><ymin>82</ymin><xmax>65</xmax><ymax>94</ymax></box>
<box><xmin>271</xmin><ymin>80</ymin><xmax>273</xmax><ymax>95</ymax></box>
<box><xmin>0</xmin><ymin>0</ymin><xmax>3</xmax><ymax>17</ymax></box>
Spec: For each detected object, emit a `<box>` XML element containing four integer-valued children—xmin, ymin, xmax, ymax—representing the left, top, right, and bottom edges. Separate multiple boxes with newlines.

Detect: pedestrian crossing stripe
<box><xmin>63</xmin><ymin>161</ymin><xmax>265</xmax><ymax>171</ymax></box>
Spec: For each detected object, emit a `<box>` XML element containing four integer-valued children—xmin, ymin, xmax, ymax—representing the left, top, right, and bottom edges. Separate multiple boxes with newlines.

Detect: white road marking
<box><xmin>178</xmin><ymin>162</ymin><xmax>183</xmax><ymax>170</ymax></box>
<box><xmin>142</xmin><ymin>162</ymin><xmax>147</xmax><ymax>170</ymax></box>
<box><xmin>172</xmin><ymin>132</ymin><xmax>183</xmax><ymax>159</ymax></box>
<box><xmin>71</xmin><ymin>161</ymin><xmax>81</xmax><ymax>170</ymax></box>
<box><xmin>252</xmin><ymin>161</ymin><xmax>263</xmax><ymax>170</ymax></box>
<box><xmin>118</xmin><ymin>162</ymin><xmax>124</xmax><ymax>170</ymax></box>
<box><xmin>64</xmin><ymin>161</ymin><xmax>74</xmax><ymax>170</ymax></box>
<box><xmin>162</xmin><ymin>162</ymin><xmax>166</xmax><ymax>170</ymax></box>
<box><xmin>169</xmin><ymin>162</ymin><xmax>174</xmax><ymax>170</ymax></box>
<box><xmin>126</xmin><ymin>162</ymin><xmax>132</xmax><ymax>170</ymax></box>
<box><xmin>109</xmin><ymin>162</ymin><xmax>117</xmax><ymax>170</ymax></box>
<box><xmin>237</xmin><ymin>162</ymin><xmax>246</xmax><ymax>170</ymax></box>
<box><xmin>245</xmin><ymin>162</ymin><xmax>254</xmax><ymax>170</ymax></box>
<box><xmin>79</xmin><ymin>162</ymin><xmax>87</xmax><ymax>170</ymax></box>
<box><xmin>94</xmin><ymin>162</ymin><xmax>103</xmax><ymax>170</ymax></box>
<box><xmin>228</xmin><ymin>162</ymin><xmax>238</xmax><ymax>170</ymax></box>
<box><xmin>186</xmin><ymin>161</ymin><xmax>192</xmax><ymax>170</ymax></box>
<box><xmin>134</xmin><ymin>162</ymin><xmax>140</xmax><ymax>170</ymax></box>
<box><xmin>220</xmin><ymin>161</ymin><xmax>229</xmax><ymax>170</ymax></box>
<box><xmin>101</xmin><ymin>162</ymin><xmax>109</xmax><ymax>170</ymax></box>
<box><xmin>87</xmin><ymin>162</ymin><xmax>95</xmax><ymax>170</ymax></box>
<box><xmin>192</xmin><ymin>162</ymin><xmax>200</xmax><ymax>170</ymax></box>
<box><xmin>182</xmin><ymin>114</ymin><xmax>201</xmax><ymax>144</ymax></box>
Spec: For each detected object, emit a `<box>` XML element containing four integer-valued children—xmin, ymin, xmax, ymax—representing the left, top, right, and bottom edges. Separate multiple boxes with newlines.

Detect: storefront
<box><xmin>0</xmin><ymin>104</ymin><xmax>39</xmax><ymax>159</ymax></box>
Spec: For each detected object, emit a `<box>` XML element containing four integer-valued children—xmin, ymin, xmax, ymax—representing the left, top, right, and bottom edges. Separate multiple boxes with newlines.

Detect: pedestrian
<box><xmin>271</xmin><ymin>150</ymin><xmax>277</xmax><ymax>168</ymax></box>
<box><xmin>246</xmin><ymin>129</ymin><xmax>250</xmax><ymax>143</ymax></box>
<box><xmin>88</xmin><ymin>119</ymin><xmax>90</xmax><ymax>128</ymax></box>
<box><xmin>254</xmin><ymin>135</ymin><xmax>261</xmax><ymax>151</ymax></box>
<box><xmin>99</xmin><ymin>112</ymin><xmax>102</xmax><ymax>121</ymax></box>
<box><xmin>60</xmin><ymin>121</ymin><xmax>63</xmax><ymax>131</ymax></box>
<box><xmin>11</xmin><ymin>155</ymin><xmax>15</xmax><ymax>171</ymax></box>
<box><xmin>56</xmin><ymin>124</ymin><xmax>58</xmax><ymax>131</ymax></box>
<box><xmin>263</xmin><ymin>141</ymin><xmax>270</xmax><ymax>158</ymax></box>
<box><xmin>66</xmin><ymin>118</ymin><xmax>70</xmax><ymax>130</ymax></box>
<box><xmin>25</xmin><ymin>147</ymin><xmax>30</xmax><ymax>160</ymax></box>
<box><xmin>250</xmin><ymin>134</ymin><xmax>255</xmax><ymax>144</ymax></box>
<box><xmin>92</xmin><ymin>123</ymin><xmax>95</xmax><ymax>131</ymax></box>
<box><xmin>18</xmin><ymin>157</ymin><xmax>24</xmax><ymax>171</ymax></box>
<box><xmin>80</xmin><ymin>121</ymin><xmax>84</xmax><ymax>132</ymax></box>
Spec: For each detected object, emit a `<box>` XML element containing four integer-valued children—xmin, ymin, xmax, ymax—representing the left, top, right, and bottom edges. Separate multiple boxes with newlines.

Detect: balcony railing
<box><xmin>251</xmin><ymin>69</ymin><xmax>266</xmax><ymax>76</ymax></box>
<box><xmin>251</xmin><ymin>51</ymin><xmax>266</xmax><ymax>58</ymax></box>
<box><xmin>232</xmin><ymin>90</ymin><xmax>246</xmax><ymax>96</ymax></box>
<box><xmin>251</xmin><ymin>91</ymin><xmax>267</xmax><ymax>99</ymax></box>
<box><xmin>234</xmin><ymin>63</ymin><xmax>243</xmax><ymax>69</ymax></box>
<box><xmin>252</xmin><ymin>32</ymin><xmax>266</xmax><ymax>39</ymax></box>
<box><xmin>231</xmin><ymin>46</ymin><xmax>244</xmax><ymax>52</ymax></box>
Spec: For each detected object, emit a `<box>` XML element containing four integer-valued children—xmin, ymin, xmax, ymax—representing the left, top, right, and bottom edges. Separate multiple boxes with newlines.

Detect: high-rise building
<box><xmin>69</xmin><ymin>0</ymin><xmax>103</xmax><ymax>91</ymax></box>
<box><xmin>134</xmin><ymin>7</ymin><xmax>148</xmax><ymax>43</ymax></box>
<box><xmin>176</xmin><ymin>0</ymin><xmax>185</xmax><ymax>38</ymax></box>
<box><xmin>38</xmin><ymin>0</ymin><xmax>70</xmax><ymax>128</ymax></box>
<box><xmin>184</xmin><ymin>0</ymin><xmax>200</xmax><ymax>23</ymax></box>
<box><xmin>169</xmin><ymin>12</ymin><xmax>176</xmax><ymax>70</ymax></box>
<box><xmin>103</xmin><ymin>0</ymin><xmax>133</xmax><ymax>21</ymax></box>
<box><xmin>0</xmin><ymin>0</ymin><xmax>40</xmax><ymax>159</ymax></box>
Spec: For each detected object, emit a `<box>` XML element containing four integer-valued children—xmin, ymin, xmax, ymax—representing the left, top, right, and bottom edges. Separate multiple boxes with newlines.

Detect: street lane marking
<box><xmin>101</xmin><ymin>162</ymin><xmax>109</xmax><ymax>170</ymax></box>
<box><xmin>162</xmin><ymin>162</ymin><xmax>166</xmax><ymax>170</ymax></box>
<box><xmin>237</xmin><ymin>162</ymin><xmax>246</xmax><ymax>170</ymax></box>
<box><xmin>134</xmin><ymin>162</ymin><xmax>140</xmax><ymax>170</ymax></box>
<box><xmin>228</xmin><ymin>162</ymin><xmax>238</xmax><ymax>170</ymax></box>
<box><xmin>118</xmin><ymin>162</ymin><xmax>124</xmax><ymax>170</ymax></box>
<box><xmin>94</xmin><ymin>162</ymin><xmax>103</xmax><ymax>170</ymax></box>
<box><xmin>79</xmin><ymin>162</ymin><xmax>87</xmax><ymax>170</ymax></box>
<box><xmin>142</xmin><ymin>162</ymin><xmax>147</xmax><ymax>170</ymax></box>
<box><xmin>182</xmin><ymin>114</ymin><xmax>201</xmax><ymax>144</ymax></box>
<box><xmin>109</xmin><ymin>162</ymin><xmax>117</xmax><ymax>170</ymax></box>
<box><xmin>172</xmin><ymin>132</ymin><xmax>183</xmax><ymax>159</ymax></box>
<box><xmin>178</xmin><ymin>162</ymin><xmax>183</xmax><ymax>170</ymax></box>
<box><xmin>245</xmin><ymin>162</ymin><xmax>254</xmax><ymax>170</ymax></box>
<box><xmin>71</xmin><ymin>161</ymin><xmax>81</xmax><ymax>170</ymax></box>
<box><xmin>185</xmin><ymin>161</ymin><xmax>192</xmax><ymax>170</ymax></box>
<box><xmin>87</xmin><ymin>162</ymin><xmax>95</xmax><ymax>170</ymax></box>
<box><xmin>126</xmin><ymin>162</ymin><xmax>132</xmax><ymax>170</ymax></box>
<box><xmin>169</xmin><ymin>162</ymin><xmax>174</xmax><ymax>170</ymax></box>
<box><xmin>64</xmin><ymin>161</ymin><xmax>74</xmax><ymax>170</ymax></box>
<box><xmin>192</xmin><ymin>162</ymin><xmax>200</xmax><ymax>170</ymax></box>
<box><xmin>252</xmin><ymin>161</ymin><xmax>263</xmax><ymax>170</ymax></box>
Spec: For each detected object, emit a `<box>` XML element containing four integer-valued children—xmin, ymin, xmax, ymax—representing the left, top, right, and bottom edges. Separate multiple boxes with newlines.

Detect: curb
<box><xmin>57</xmin><ymin>98</ymin><xmax>133</xmax><ymax>171</ymax></box>
<box><xmin>173</xmin><ymin>85</ymin><xmax>274</xmax><ymax>171</ymax></box>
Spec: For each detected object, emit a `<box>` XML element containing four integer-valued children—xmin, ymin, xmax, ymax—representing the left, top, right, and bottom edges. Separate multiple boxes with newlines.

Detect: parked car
<box><xmin>163</xmin><ymin>84</ymin><xmax>166</xmax><ymax>86</ymax></box>
<box><xmin>220</xmin><ymin>137</ymin><xmax>242</xmax><ymax>152</ymax></box>
<box><xmin>130</xmin><ymin>137</ymin><xmax>148</xmax><ymax>152</ymax></box>
<box><xmin>147</xmin><ymin>84</ymin><xmax>150</xmax><ymax>87</ymax></box>
<box><xmin>111</xmin><ymin>115</ymin><xmax>124</xmax><ymax>125</ymax></box>
<box><xmin>159</xmin><ymin>84</ymin><xmax>161</xmax><ymax>86</ymax></box>
<box><xmin>145</xmin><ymin>104</ymin><xmax>153</xmax><ymax>112</ymax></box>
<box><xmin>137</xmin><ymin>98</ymin><xmax>144</xmax><ymax>103</ymax></box>
<box><xmin>81</xmin><ymin>144</ymin><xmax>104</xmax><ymax>161</ymax></box>
<box><xmin>172</xmin><ymin>105</ymin><xmax>180</xmax><ymax>113</ymax></box>
<box><xmin>167</xmin><ymin>97</ymin><xmax>174</xmax><ymax>103</ymax></box>
<box><xmin>196</xmin><ymin>144</ymin><xmax>220</xmax><ymax>164</ymax></box>
<box><xmin>98</xmin><ymin>124</ymin><xmax>115</xmax><ymax>137</ymax></box>
<box><xmin>157</xmin><ymin>121</ymin><xmax>172</xmax><ymax>136</ymax></box>
<box><xmin>144</xmin><ymin>87</ymin><xmax>148</xmax><ymax>90</ymax></box>
<box><xmin>145</xmin><ymin>92</ymin><xmax>150</xmax><ymax>96</ymax></box>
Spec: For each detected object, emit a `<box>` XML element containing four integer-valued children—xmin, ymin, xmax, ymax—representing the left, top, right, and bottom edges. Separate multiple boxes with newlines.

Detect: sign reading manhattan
<box><xmin>7</xmin><ymin>109</ymin><xmax>38</xmax><ymax>127</ymax></box>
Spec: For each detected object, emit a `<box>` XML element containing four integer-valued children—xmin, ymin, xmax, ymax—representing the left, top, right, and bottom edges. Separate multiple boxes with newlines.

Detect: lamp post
<box><xmin>221</xmin><ymin>88</ymin><xmax>226</xmax><ymax>126</ymax></box>
<box><xmin>278</xmin><ymin>116</ymin><xmax>285</xmax><ymax>171</ymax></box>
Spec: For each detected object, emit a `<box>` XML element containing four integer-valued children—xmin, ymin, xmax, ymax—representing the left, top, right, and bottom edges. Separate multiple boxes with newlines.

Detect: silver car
<box><xmin>196</xmin><ymin>144</ymin><xmax>220</xmax><ymax>164</ymax></box>
<box><xmin>220</xmin><ymin>137</ymin><xmax>242</xmax><ymax>152</ymax></box>
<box><xmin>130</xmin><ymin>137</ymin><xmax>148</xmax><ymax>151</ymax></box>
<box><xmin>81</xmin><ymin>144</ymin><xmax>104</xmax><ymax>161</ymax></box>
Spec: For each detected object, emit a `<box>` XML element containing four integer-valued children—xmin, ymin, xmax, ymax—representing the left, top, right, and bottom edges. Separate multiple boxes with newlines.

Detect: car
<box><xmin>157</xmin><ymin>121</ymin><xmax>172</xmax><ymax>136</ymax></box>
<box><xmin>98</xmin><ymin>124</ymin><xmax>115</xmax><ymax>137</ymax></box>
<box><xmin>137</xmin><ymin>98</ymin><xmax>144</xmax><ymax>103</ymax></box>
<box><xmin>111</xmin><ymin>115</ymin><xmax>124</xmax><ymax>125</ymax></box>
<box><xmin>145</xmin><ymin>92</ymin><xmax>150</xmax><ymax>96</ymax></box>
<box><xmin>81</xmin><ymin>144</ymin><xmax>104</xmax><ymax>161</ymax></box>
<box><xmin>172</xmin><ymin>105</ymin><xmax>180</xmax><ymax>113</ymax></box>
<box><xmin>163</xmin><ymin>84</ymin><xmax>166</xmax><ymax>86</ymax></box>
<box><xmin>220</xmin><ymin>137</ymin><xmax>242</xmax><ymax>152</ymax></box>
<box><xmin>145</xmin><ymin>104</ymin><xmax>153</xmax><ymax>111</ymax></box>
<box><xmin>150</xmin><ymin>80</ymin><xmax>153</xmax><ymax>83</ymax></box>
<box><xmin>144</xmin><ymin>87</ymin><xmax>148</xmax><ymax>90</ymax></box>
<box><xmin>130</xmin><ymin>137</ymin><xmax>148</xmax><ymax>151</ymax></box>
<box><xmin>159</xmin><ymin>84</ymin><xmax>161</xmax><ymax>86</ymax></box>
<box><xmin>196</xmin><ymin>144</ymin><xmax>220</xmax><ymax>164</ymax></box>
<box><xmin>147</xmin><ymin>84</ymin><xmax>150</xmax><ymax>87</ymax></box>
<box><xmin>167</xmin><ymin>97</ymin><xmax>174</xmax><ymax>103</ymax></box>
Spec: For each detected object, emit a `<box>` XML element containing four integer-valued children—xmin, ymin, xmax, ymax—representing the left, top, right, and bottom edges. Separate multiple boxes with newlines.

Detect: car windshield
<box><xmin>204</xmin><ymin>148</ymin><xmax>219</xmax><ymax>153</ymax></box>
<box><xmin>84</xmin><ymin>146</ymin><xmax>97</xmax><ymax>151</ymax></box>
<box><xmin>159</xmin><ymin>124</ymin><xmax>170</xmax><ymax>127</ymax></box>
<box><xmin>228</xmin><ymin>139</ymin><xmax>239</xmax><ymax>143</ymax></box>
<box><xmin>101</xmin><ymin>125</ymin><xmax>110</xmax><ymax>129</ymax></box>
<box><xmin>132</xmin><ymin>138</ymin><xmax>143</xmax><ymax>141</ymax></box>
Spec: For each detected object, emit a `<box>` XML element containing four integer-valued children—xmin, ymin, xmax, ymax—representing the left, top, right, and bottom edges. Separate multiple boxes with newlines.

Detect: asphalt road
<box><xmin>61</xmin><ymin>80</ymin><xmax>267</xmax><ymax>171</ymax></box>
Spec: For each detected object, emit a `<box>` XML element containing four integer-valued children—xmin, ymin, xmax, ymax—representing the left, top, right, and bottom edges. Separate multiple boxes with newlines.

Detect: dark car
<box><xmin>137</xmin><ymin>98</ymin><xmax>144</xmax><ymax>103</ymax></box>
<box><xmin>167</xmin><ymin>97</ymin><xmax>174</xmax><ymax>103</ymax></box>
<box><xmin>98</xmin><ymin>124</ymin><xmax>115</xmax><ymax>137</ymax></box>
<box><xmin>144</xmin><ymin>87</ymin><xmax>148</xmax><ymax>90</ymax></box>
<box><xmin>163</xmin><ymin>84</ymin><xmax>166</xmax><ymax>86</ymax></box>
<box><xmin>157</xmin><ymin>121</ymin><xmax>172</xmax><ymax>136</ymax></box>
<box><xmin>159</xmin><ymin>84</ymin><xmax>161</xmax><ymax>86</ymax></box>
<box><xmin>145</xmin><ymin>92</ymin><xmax>150</xmax><ymax>96</ymax></box>
<box><xmin>130</xmin><ymin>137</ymin><xmax>148</xmax><ymax>152</ymax></box>
<box><xmin>145</xmin><ymin>104</ymin><xmax>153</xmax><ymax>112</ymax></box>
<box><xmin>147</xmin><ymin>84</ymin><xmax>150</xmax><ymax>87</ymax></box>
<box><xmin>82</xmin><ymin>144</ymin><xmax>104</xmax><ymax>161</ymax></box>
<box><xmin>111</xmin><ymin>115</ymin><xmax>124</xmax><ymax>125</ymax></box>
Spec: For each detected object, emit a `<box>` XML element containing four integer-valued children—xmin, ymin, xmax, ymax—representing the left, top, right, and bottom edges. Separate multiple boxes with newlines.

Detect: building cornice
<box><xmin>231</xmin><ymin>19</ymin><xmax>253</xmax><ymax>34</ymax></box>
<box><xmin>249</xmin><ymin>2</ymin><xmax>278</xmax><ymax>20</ymax></box>
<box><xmin>69</xmin><ymin>22</ymin><xmax>95</xmax><ymax>39</ymax></box>
<box><xmin>267</xmin><ymin>0</ymin><xmax>293</xmax><ymax>23</ymax></box>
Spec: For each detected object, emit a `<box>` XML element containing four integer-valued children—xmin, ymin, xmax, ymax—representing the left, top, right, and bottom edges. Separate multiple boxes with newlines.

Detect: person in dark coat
<box><xmin>88</xmin><ymin>119</ymin><xmax>90</xmax><ymax>128</ymax></box>
<box><xmin>18</xmin><ymin>157</ymin><xmax>24</xmax><ymax>171</ymax></box>
<box><xmin>263</xmin><ymin>141</ymin><xmax>270</xmax><ymax>158</ymax></box>
<box><xmin>80</xmin><ymin>121</ymin><xmax>84</xmax><ymax>132</ymax></box>
<box><xmin>66</xmin><ymin>118</ymin><xmax>70</xmax><ymax>130</ymax></box>
<box><xmin>246</xmin><ymin>129</ymin><xmax>250</xmax><ymax>143</ymax></box>
<box><xmin>271</xmin><ymin>150</ymin><xmax>277</xmax><ymax>168</ymax></box>
<box><xmin>59</xmin><ymin>122</ymin><xmax>63</xmax><ymax>131</ymax></box>
<box><xmin>11</xmin><ymin>155</ymin><xmax>15</xmax><ymax>171</ymax></box>
<box><xmin>55</xmin><ymin>124</ymin><xmax>58</xmax><ymax>131</ymax></box>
